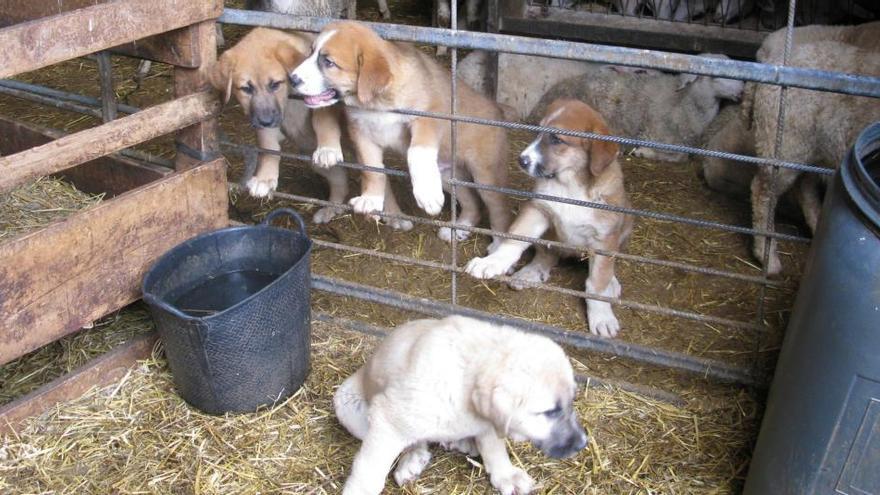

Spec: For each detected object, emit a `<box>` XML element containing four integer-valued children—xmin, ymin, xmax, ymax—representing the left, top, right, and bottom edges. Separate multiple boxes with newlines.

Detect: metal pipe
<box><xmin>312</xmin><ymin>275</ymin><xmax>758</xmax><ymax>385</ymax></box>
<box><xmin>315</xmin><ymin>311</ymin><xmax>687</xmax><ymax>405</ymax></box>
<box><xmin>0</xmin><ymin>79</ymin><xmax>140</xmax><ymax>115</ymax></box>
<box><xmin>219</xmin><ymin>8</ymin><xmax>880</xmax><ymax>98</ymax></box>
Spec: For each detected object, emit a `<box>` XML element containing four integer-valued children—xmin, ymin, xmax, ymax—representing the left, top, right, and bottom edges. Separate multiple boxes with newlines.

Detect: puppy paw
<box><xmin>438</xmin><ymin>226</ymin><xmax>471</xmax><ymax>243</ymax></box>
<box><xmin>465</xmin><ymin>255</ymin><xmax>510</xmax><ymax>280</ymax></box>
<box><xmin>508</xmin><ymin>263</ymin><xmax>551</xmax><ymax>291</ymax></box>
<box><xmin>394</xmin><ymin>445</ymin><xmax>432</xmax><ymax>486</ymax></box>
<box><xmin>349</xmin><ymin>195</ymin><xmax>385</xmax><ymax>217</ymax></box>
<box><xmin>246</xmin><ymin>176</ymin><xmax>278</xmax><ymax>198</ymax></box>
<box><xmin>491</xmin><ymin>467</ymin><xmax>535</xmax><ymax>495</ymax></box>
<box><xmin>312</xmin><ymin>205</ymin><xmax>344</xmax><ymax>224</ymax></box>
<box><xmin>587</xmin><ymin>302</ymin><xmax>620</xmax><ymax>338</ymax></box>
<box><xmin>440</xmin><ymin>438</ymin><xmax>479</xmax><ymax>457</ymax></box>
<box><xmin>386</xmin><ymin>216</ymin><xmax>414</xmax><ymax>231</ymax></box>
<box><xmin>408</xmin><ymin>147</ymin><xmax>445</xmax><ymax>216</ymax></box>
<box><xmin>312</xmin><ymin>146</ymin><xmax>344</xmax><ymax>168</ymax></box>
<box><xmin>487</xmin><ymin>239</ymin><xmax>503</xmax><ymax>254</ymax></box>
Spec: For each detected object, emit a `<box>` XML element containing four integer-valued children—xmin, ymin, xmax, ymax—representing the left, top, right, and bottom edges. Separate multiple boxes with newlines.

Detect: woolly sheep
<box><xmin>747</xmin><ymin>24</ymin><xmax>880</xmax><ymax>275</ymax></box>
<box><xmin>527</xmin><ymin>54</ymin><xmax>744</xmax><ymax>162</ymax></box>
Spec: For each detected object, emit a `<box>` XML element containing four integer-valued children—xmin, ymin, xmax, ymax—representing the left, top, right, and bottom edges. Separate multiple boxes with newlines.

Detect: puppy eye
<box><xmin>548</xmin><ymin>134</ymin><xmax>564</xmax><ymax>145</ymax></box>
<box><xmin>542</xmin><ymin>406</ymin><xmax>563</xmax><ymax>418</ymax></box>
<box><xmin>239</xmin><ymin>83</ymin><xmax>254</xmax><ymax>95</ymax></box>
<box><xmin>320</xmin><ymin>54</ymin><xmax>337</xmax><ymax>69</ymax></box>
<box><xmin>268</xmin><ymin>80</ymin><xmax>282</xmax><ymax>92</ymax></box>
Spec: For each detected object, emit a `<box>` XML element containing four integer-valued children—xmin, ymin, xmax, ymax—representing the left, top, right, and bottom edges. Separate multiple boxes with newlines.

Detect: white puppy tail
<box><xmin>333</xmin><ymin>368</ymin><xmax>370</xmax><ymax>440</ymax></box>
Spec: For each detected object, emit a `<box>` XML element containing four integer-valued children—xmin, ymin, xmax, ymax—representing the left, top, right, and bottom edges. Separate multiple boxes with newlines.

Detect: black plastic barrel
<box><xmin>142</xmin><ymin>208</ymin><xmax>312</xmax><ymax>415</ymax></box>
<box><xmin>744</xmin><ymin>123</ymin><xmax>880</xmax><ymax>494</ymax></box>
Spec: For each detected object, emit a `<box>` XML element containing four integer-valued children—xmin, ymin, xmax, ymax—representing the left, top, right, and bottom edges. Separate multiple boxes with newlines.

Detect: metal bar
<box><xmin>237</xmin><ymin>183</ymin><xmax>779</xmax><ymax>287</ymax></box>
<box><xmin>221</xmin><ymin>141</ymin><xmax>810</xmax><ymax>243</ymax></box>
<box><xmin>96</xmin><ymin>51</ymin><xmax>117</xmax><ymax>122</ymax></box>
<box><xmin>388</xmin><ymin>107</ymin><xmax>835</xmax><ymax>177</ymax></box>
<box><xmin>314</xmin><ymin>311</ymin><xmax>687</xmax><ymax>405</ymax></box>
<box><xmin>0</xmin><ymin>79</ymin><xmax>141</xmax><ymax>115</ymax></box>
<box><xmin>310</xmin><ymin>237</ymin><xmax>763</xmax><ymax>331</ymax></box>
<box><xmin>2</xmin><ymin>77</ymin><xmax>832</xmax><ymax>177</ymax></box>
<box><xmin>312</xmin><ymin>275</ymin><xmax>757</xmax><ymax>385</ymax></box>
<box><xmin>219</xmin><ymin>9</ymin><xmax>880</xmax><ymax>98</ymax></box>
<box><xmin>450</xmin><ymin>0</ymin><xmax>460</xmax><ymax>306</ymax></box>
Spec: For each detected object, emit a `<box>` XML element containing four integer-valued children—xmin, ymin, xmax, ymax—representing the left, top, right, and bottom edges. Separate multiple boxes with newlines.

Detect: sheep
<box><xmin>746</xmin><ymin>25</ymin><xmax>880</xmax><ymax>275</ymax></box>
<box><xmin>244</xmin><ymin>0</ymin><xmax>362</xmax><ymax>19</ymax></box>
<box><xmin>435</xmin><ymin>0</ymin><xmax>482</xmax><ymax>56</ymax></box>
<box><xmin>527</xmin><ymin>54</ymin><xmax>744</xmax><ymax>162</ymax></box>
<box><xmin>457</xmin><ymin>51</ymin><xmax>660</xmax><ymax>123</ymax></box>
<box><xmin>697</xmin><ymin>103</ymin><xmax>755</xmax><ymax>196</ymax></box>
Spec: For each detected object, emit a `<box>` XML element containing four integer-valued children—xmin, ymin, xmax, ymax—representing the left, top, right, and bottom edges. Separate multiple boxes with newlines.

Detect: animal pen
<box><xmin>1</xmin><ymin>0</ymin><xmax>879</xmax><ymax>493</ymax></box>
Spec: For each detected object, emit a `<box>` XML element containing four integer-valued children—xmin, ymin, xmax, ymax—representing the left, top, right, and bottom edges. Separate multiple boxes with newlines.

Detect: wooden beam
<box><xmin>0</xmin><ymin>159</ymin><xmax>228</xmax><ymax>365</ymax></box>
<box><xmin>113</xmin><ymin>27</ymin><xmax>200</xmax><ymax>68</ymax></box>
<box><xmin>0</xmin><ymin>116</ymin><xmax>169</xmax><ymax>196</ymax></box>
<box><xmin>174</xmin><ymin>21</ymin><xmax>220</xmax><ymax>171</ymax></box>
<box><xmin>0</xmin><ymin>91</ymin><xmax>219</xmax><ymax>193</ymax></box>
<box><xmin>0</xmin><ymin>0</ymin><xmax>222</xmax><ymax>78</ymax></box>
<box><xmin>0</xmin><ymin>333</ymin><xmax>158</xmax><ymax>435</ymax></box>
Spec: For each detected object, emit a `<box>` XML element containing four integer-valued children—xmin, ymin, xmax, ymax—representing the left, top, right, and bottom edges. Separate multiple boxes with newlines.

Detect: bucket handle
<box><xmin>262</xmin><ymin>208</ymin><xmax>307</xmax><ymax>234</ymax></box>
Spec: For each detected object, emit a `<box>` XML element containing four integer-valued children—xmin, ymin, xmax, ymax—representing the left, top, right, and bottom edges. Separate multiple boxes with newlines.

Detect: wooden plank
<box><xmin>0</xmin><ymin>333</ymin><xmax>158</xmax><ymax>435</ymax></box>
<box><xmin>0</xmin><ymin>91</ymin><xmax>219</xmax><ymax>193</ymax></box>
<box><xmin>0</xmin><ymin>0</ymin><xmax>200</xmax><ymax>68</ymax></box>
<box><xmin>0</xmin><ymin>159</ymin><xmax>228</xmax><ymax>365</ymax></box>
<box><xmin>0</xmin><ymin>116</ymin><xmax>169</xmax><ymax>196</ymax></box>
<box><xmin>0</xmin><ymin>0</ymin><xmax>222</xmax><ymax>78</ymax></box>
<box><xmin>96</xmin><ymin>51</ymin><xmax>117</xmax><ymax>122</ymax></box>
<box><xmin>174</xmin><ymin>21</ymin><xmax>220</xmax><ymax>171</ymax></box>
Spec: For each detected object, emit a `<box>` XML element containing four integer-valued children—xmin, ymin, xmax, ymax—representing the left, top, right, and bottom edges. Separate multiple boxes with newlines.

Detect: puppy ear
<box><xmin>208</xmin><ymin>55</ymin><xmax>234</xmax><ymax>105</ymax></box>
<box><xmin>472</xmin><ymin>372</ymin><xmax>521</xmax><ymax>437</ymax></box>
<box><xmin>274</xmin><ymin>40</ymin><xmax>305</xmax><ymax>73</ymax></box>
<box><xmin>356</xmin><ymin>47</ymin><xmax>392</xmax><ymax>105</ymax></box>
<box><xmin>583</xmin><ymin>119</ymin><xmax>618</xmax><ymax>176</ymax></box>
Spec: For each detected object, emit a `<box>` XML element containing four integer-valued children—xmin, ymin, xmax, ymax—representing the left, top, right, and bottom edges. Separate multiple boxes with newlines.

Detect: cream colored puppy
<box><xmin>334</xmin><ymin>315</ymin><xmax>588</xmax><ymax>495</ymax></box>
<box><xmin>466</xmin><ymin>99</ymin><xmax>633</xmax><ymax>337</ymax></box>
<box><xmin>289</xmin><ymin>21</ymin><xmax>511</xmax><ymax>246</ymax></box>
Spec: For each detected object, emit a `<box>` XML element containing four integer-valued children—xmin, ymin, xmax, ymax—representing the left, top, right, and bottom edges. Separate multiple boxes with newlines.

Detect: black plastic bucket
<box><xmin>744</xmin><ymin>122</ymin><xmax>880</xmax><ymax>494</ymax></box>
<box><xmin>142</xmin><ymin>208</ymin><xmax>312</xmax><ymax>415</ymax></box>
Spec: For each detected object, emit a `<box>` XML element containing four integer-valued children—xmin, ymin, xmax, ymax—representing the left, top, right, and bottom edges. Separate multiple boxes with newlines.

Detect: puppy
<box><xmin>466</xmin><ymin>99</ymin><xmax>633</xmax><ymax>338</ymax></box>
<box><xmin>334</xmin><ymin>315</ymin><xmax>588</xmax><ymax>495</ymax></box>
<box><xmin>289</xmin><ymin>21</ymin><xmax>512</xmax><ymax>246</ymax></box>
<box><xmin>208</xmin><ymin>27</ymin><xmax>349</xmax><ymax>225</ymax></box>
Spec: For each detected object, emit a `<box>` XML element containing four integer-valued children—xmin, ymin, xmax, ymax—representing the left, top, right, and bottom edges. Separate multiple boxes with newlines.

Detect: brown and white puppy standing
<box><xmin>334</xmin><ymin>315</ymin><xmax>588</xmax><ymax>495</ymax></box>
<box><xmin>208</xmin><ymin>27</ymin><xmax>349</xmax><ymax>224</ymax></box>
<box><xmin>466</xmin><ymin>99</ymin><xmax>633</xmax><ymax>337</ymax></box>
<box><xmin>289</xmin><ymin>21</ymin><xmax>511</xmax><ymax>245</ymax></box>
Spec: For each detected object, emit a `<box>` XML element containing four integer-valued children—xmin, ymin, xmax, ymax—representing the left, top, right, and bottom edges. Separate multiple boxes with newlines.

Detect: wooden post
<box><xmin>96</xmin><ymin>51</ymin><xmax>118</xmax><ymax>122</ymax></box>
<box><xmin>174</xmin><ymin>20</ymin><xmax>221</xmax><ymax>171</ymax></box>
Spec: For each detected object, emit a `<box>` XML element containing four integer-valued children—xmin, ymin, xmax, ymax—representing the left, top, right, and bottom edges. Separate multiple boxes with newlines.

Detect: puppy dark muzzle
<box><xmin>536</xmin><ymin>413</ymin><xmax>589</xmax><ymax>459</ymax></box>
<box><xmin>288</xmin><ymin>73</ymin><xmax>303</xmax><ymax>89</ymax></box>
<box><xmin>250</xmin><ymin>104</ymin><xmax>282</xmax><ymax>129</ymax></box>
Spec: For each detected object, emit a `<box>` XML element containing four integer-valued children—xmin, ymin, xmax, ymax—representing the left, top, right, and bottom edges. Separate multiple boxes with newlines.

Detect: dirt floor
<box><xmin>0</xmin><ymin>0</ymin><xmax>818</xmax><ymax>492</ymax></box>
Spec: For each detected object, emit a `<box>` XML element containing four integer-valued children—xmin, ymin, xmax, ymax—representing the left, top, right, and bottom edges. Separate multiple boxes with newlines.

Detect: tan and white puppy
<box><xmin>334</xmin><ymin>315</ymin><xmax>588</xmax><ymax>495</ymax></box>
<box><xmin>466</xmin><ymin>99</ymin><xmax>633</xmax><ymax>337</ymax></box>
<box><xmin>208</xmin><ymin>27</ymin><xmax>349</xmax><ymax>224</ymax></box>
<box><xmin>289</xmin><ymin>21</ymin><xmax>511</xmax><ymax>245</ymax></box>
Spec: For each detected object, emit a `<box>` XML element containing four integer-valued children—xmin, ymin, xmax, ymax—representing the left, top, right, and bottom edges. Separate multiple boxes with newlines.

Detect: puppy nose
<box><xmin>257</xmin><ymin>115</ymin><xmax>276</xmax><ymax>127</ymax></box>
<box><xmin>518</xmin><ymin>154</ymin><xmax>533</xmax><ymax>169</ymax></box>
<box><xmin>289</xmin><ymin>73</ymin><xmax>303</xmax><ymax>88</ymax></box>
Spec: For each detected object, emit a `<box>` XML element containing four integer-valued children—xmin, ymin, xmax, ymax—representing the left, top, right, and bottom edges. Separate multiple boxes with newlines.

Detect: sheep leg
<box><xmin>795</xmin><ymin>174</ymin><xmax>823</xmax><ymax>234</ymax></box>
<box><xmin>751</xmin><ymin>166</ymin><xmax>799</xmax><ymax>276</ymax></box>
